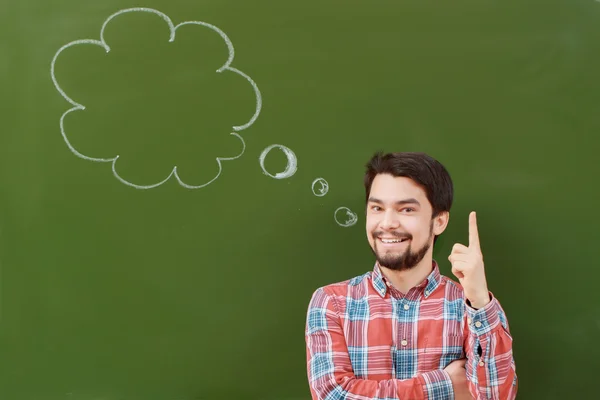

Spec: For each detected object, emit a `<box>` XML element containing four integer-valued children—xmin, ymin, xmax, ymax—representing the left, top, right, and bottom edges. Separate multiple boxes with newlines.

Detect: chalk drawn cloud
<box><xmin>50</xmin><ymin>7</ymin><xmax>262</xmax><ymax>189</ymax></box>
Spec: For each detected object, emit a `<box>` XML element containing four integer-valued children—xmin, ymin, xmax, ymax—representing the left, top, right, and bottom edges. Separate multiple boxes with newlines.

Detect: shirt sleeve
<box><xmin>305</xmin><ymin>287</ymin><xmax>454</xmax><ymax>400</ymax></box>
<box><xmin>464</xmin><ymin>292</ymin><xmax>518</xmax><ymax>400</ymax></box>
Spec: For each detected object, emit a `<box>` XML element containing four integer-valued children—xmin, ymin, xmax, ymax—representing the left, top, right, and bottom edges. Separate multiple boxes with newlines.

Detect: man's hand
<box><xmin>444</xmin><ymin>359</ymin><xmax>473</xmax><ymax>400</ymax></box>
<box><xmin>448</xmin><ymin>211</ymin><xmax>490</xmax><ymax>309</ymax></box>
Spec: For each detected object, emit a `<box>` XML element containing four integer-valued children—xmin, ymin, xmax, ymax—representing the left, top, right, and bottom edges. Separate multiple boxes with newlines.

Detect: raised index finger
<box><xmin>469</xmin><ymin>211</ymin><xmax>480</xmax><ymax>250</ymax></box>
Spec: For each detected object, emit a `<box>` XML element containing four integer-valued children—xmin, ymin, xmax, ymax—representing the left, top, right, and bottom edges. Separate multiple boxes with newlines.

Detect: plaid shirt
<box><xmin>305</xmin><ymin>261</ymin><xmax>517</xmax><ymax>400</ymax></box>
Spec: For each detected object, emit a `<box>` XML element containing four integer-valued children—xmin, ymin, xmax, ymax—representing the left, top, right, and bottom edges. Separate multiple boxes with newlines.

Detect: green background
<box><xmin>1</xmin><ymin>0</ymin><xmax>599</xmax><ymax>399</ymax></box>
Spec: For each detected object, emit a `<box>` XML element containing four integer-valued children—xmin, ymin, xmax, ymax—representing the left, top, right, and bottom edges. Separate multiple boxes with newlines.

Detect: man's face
<box><xmin>366</xmin><ymin>174</ymin><xmax>438</xmax><ymax>271</ymax></box>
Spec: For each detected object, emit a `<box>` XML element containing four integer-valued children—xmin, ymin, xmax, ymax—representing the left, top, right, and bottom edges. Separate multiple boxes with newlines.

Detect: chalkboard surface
<box><xmin>1</xmin><ymin>0</ymin><xmax>599</xmax><ymax>399</ymax></box>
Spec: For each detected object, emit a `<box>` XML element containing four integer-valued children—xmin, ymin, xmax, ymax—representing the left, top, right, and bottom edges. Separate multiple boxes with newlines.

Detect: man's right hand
<box><xmin>443</xmin><ymin>359</ymin><xmax>473</xmax><ymax>400</ymax></box>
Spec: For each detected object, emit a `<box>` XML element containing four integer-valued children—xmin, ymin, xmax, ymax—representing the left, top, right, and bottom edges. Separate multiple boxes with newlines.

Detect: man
<box><xmin>305</xmin><ymin>152</ymin><xmax>517</xmax><ymax>399</ymax></box>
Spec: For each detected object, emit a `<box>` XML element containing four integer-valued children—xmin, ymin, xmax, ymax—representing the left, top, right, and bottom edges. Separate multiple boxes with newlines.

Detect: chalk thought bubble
<box><xmin>335</xmin><ymin>207</ymin><xmax>358</xmax><ymax>227</ymax></box>
<box><xmin>50</xmin><ymin>7</ymin><xmax>261</xmax><ymax>189</ymax></box>
<box><xmin>259</xmin><ymin>144</ymin><xmax>298</xmax><ymax>179</ymax></box>
<box><xmin>311</xmin><ymin>178</ymin><xmax>329</xmax><ymax>197</ymax></box>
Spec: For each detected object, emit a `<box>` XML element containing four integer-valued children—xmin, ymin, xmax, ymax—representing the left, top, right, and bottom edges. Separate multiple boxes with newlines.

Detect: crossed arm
<box><xmin>305</xmin><ymin>288</ymin><xmax>517</xmax><ymax>400</ymax></box>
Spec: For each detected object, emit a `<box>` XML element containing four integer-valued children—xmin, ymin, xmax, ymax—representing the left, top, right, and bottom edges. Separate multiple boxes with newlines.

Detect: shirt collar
<box><xmin>371</xmin><ymin>261</ymin><xmax>442</xmax><ymax>298</ymax></box>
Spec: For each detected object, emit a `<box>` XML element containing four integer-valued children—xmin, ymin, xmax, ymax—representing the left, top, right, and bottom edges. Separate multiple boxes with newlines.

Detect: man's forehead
<box><xmin>369</xmin><ymin>175</ymin><xmax>430</xmax><ymax>208</ymax></box>
<box><xmin>371</xmin><ymin>174</ymin><xmax>425</xmax><ymax>195</ymax></box>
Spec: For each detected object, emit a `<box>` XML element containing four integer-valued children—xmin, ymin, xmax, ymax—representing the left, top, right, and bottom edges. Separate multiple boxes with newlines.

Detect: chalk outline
<box><xmin>334</xmin><ymin>207</ymin><xmax>358</xmax><ymax>227</ymax></box>
<box><xmin>259</xmin><ymin>144</ymin><xmax>298</xmax><ymax>179</ymax></box>
<box><xmin>50</xmin><ymin>7</ymin><xmax>262</xmax><ymax>189</ymax></box>
<box><xmin>311</xmin><ymin>177</ymin><xmax>329</xmax><ymax>196</ymax></box>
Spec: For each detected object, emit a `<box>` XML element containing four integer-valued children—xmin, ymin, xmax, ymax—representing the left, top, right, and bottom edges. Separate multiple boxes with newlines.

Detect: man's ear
<box><xmin>433</xmin><ymin>211</ymin><xmax>449</xmax><ymax>236</ymax></box>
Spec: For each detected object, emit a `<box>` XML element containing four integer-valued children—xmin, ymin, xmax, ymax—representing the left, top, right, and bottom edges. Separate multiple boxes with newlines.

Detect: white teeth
<box><xmin>380</xmin><ymin>238</ymin><xmax>404</xmax><ymax>243</ymax></box>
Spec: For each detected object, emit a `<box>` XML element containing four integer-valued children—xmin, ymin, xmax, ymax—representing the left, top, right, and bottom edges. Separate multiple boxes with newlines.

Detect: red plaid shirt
<box><xmin>305</xmin><ymin>261</ymin><xmax>517</xmax><ymax>399</ymax></box>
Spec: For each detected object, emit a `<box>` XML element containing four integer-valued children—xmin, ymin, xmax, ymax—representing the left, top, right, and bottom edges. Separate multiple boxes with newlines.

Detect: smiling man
<box><xmin>305</xmin><ymin>152</ymin><xmax>517</xmax><ymax>400</ymax></box>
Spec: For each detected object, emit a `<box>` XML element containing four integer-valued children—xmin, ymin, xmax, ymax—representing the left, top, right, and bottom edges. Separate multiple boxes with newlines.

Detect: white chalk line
<box><xmin>109</xmin><ymin>132</ymin><xmax>246</xmax><ymax>189</ymax></box>
<box><xmin>334</xmin><ymin>207</ymin><xmax>358</xmax><ymax>227</ymax></box>
<box><xmin>259</xmin><ymin>144</ymin><xmax>298</xmax><ymax>179</ymax></box>
<box><xmin>50</xmin><ymin>7</ymin><xmax>261</xmax><ymax>189</ymax></box>
<box><xmin>51</xmin><ymin>39</ymin><xmax>108</xmax><ymax>114</ymax></box>
<box><xmin>101</xmin><ymin>8</ymin><xmax>176</xmax><ymax>45</ymax></box>
<box><xmin>311</xmin><ymin>177</ymin><xmax>329</xmax><ymax>197</ymax></box>
<box><xmin>175</xmin><ymin>132</ymin><xmax>246</xmax><ymax>189</ymax></box>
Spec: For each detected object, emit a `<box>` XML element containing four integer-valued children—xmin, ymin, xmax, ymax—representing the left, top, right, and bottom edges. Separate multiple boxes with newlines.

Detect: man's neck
<box><xmin>379</xmin><ymin>256</ymin><xmax>434</xmax><ymax>294</ymax></box>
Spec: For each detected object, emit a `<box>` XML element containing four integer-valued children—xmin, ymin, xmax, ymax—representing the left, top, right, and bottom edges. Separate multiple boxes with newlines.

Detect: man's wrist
<box><xmin>419</xmin><ymin>369</ymin><xmax>455</xmax><ymax>400</ymax></box>
<box><xmin>467</xmin><ymin>293</ymin><xmax>491</xmax><ymax>309</ymax></box>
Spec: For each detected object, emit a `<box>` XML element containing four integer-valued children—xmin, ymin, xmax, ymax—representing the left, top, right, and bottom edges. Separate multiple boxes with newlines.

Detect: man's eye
<box><xmin>371</xmin><ymin>206</ymin><xmax>381</xmax><ymax>211</ymax></box>
<box><xmin>402</xmin><ymin>208</ymin><xmax>415</xmax><ymax>213</ymax></box>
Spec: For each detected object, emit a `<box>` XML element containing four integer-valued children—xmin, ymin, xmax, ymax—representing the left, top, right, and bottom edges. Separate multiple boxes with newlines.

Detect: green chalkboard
<box><xmin>1</xmin><ymin>0</ymin><xmax>599</xmax><ymax>399</ymax></box>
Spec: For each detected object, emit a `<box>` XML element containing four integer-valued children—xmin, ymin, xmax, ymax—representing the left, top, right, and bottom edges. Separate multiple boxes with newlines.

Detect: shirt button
<box><xmin>479</xmin><ymin>361</ymin><xmax>485</xmax><ymax>366</ymax></box>
<box><xmin>475</xmin><ymin>321</ymin><xmax>482</xmax><ymax>328</ymax></box>
<box><xmin>401</xmin><ymin>339</ymin><xmax>408</xmax><ymax>346</ymax></box>
<box><xmin>467</xmin><ymin>318</ymin><xmax>472</xmax><ymax>325</ymax></box>
<box><xmin>403</xmin><ymin>304</ymin><xmax>410</xmax><ymax>310</ymax></box>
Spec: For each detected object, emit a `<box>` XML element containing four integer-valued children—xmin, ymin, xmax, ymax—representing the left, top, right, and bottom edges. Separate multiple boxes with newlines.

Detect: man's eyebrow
<box><xmin>367</xmin><ymin>197</ymin><xmax>421</xmax><ymax>206</ymax></box>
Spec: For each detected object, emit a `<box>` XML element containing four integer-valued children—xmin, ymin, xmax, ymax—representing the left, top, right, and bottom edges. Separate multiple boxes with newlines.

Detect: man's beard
<box><xmin>371</xmin><ymin>223</ymin><xmax>433</xmax><ymax>271</ymax></box>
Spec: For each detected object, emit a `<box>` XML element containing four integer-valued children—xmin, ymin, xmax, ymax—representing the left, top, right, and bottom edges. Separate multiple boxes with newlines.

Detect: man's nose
<box><xmin>380</xmin><ymin>210</ymin><xmax>400</xmax><ymax>230</ymax></box>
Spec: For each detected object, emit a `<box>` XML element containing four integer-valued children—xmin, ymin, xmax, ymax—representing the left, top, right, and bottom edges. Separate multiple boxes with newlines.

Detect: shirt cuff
<box><xmin>420</xmin><ymin>369</ymin><xmax>454</xmax><ymax>400</ymax></box>
<box><xmin>465</xmin><ymin>292</ymin><xmax>501</xmax><ymax>336</ymax></box>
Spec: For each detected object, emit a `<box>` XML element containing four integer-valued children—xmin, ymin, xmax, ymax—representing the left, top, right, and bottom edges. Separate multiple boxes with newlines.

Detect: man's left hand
<box><xmin>448</xmin><ymin>211</ymin><xmax>490</xmax><ymax>309</ymax></box>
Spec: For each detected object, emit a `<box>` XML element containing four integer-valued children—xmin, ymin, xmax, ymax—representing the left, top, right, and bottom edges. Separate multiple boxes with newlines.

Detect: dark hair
<box><xmin>364</xmin><ymin>151</ymin><xmax>454</xmax><ymax>218</ymax></box>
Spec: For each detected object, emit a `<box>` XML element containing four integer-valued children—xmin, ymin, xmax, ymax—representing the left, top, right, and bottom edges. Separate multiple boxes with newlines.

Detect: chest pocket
<box><xmin>418</xmin><ymin>334</ymin><xmax>465</xmax><ymax>372</ymax></box>
<box><xmin>439</xmin><ymin>335</ymin><xmax>465</xmax><ymax>367</ymax></box>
